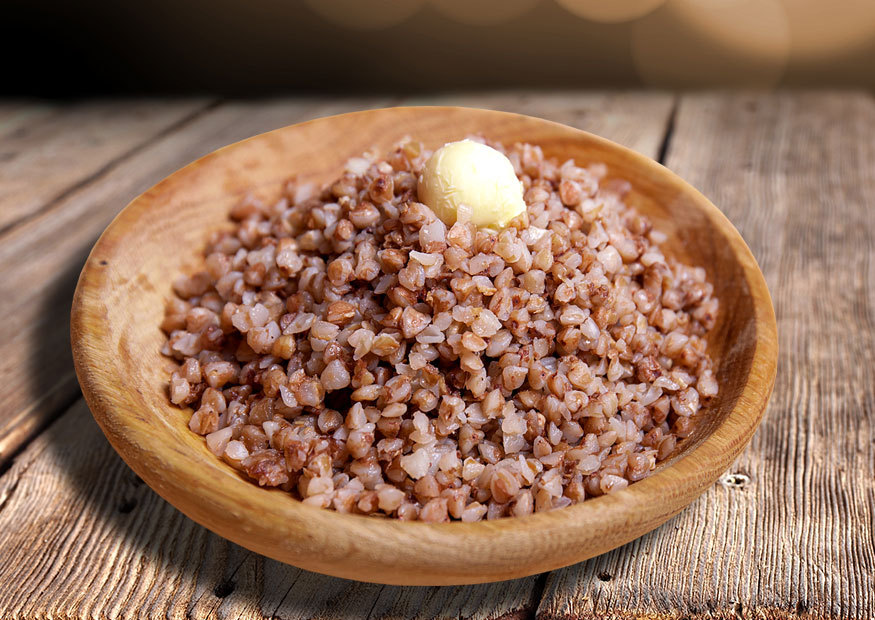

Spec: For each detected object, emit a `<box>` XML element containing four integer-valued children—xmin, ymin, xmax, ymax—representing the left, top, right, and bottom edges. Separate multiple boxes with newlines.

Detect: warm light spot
<box><xmin>429</xmin><ymin>0</ymin><xmax>540</xmax><ymax>25</ymax></box>
<box><xmin>555</xmin><ymin>0</ymin><xmax>666</xmax><ymax>23</ymax></box>
<box><xmin>780</xmin><ymin>0</ymin><xmax>875</xmax><ymax>60</ymax></box>
<box><xmin>631</xmin><ymin>0</ymin><xmax>790</xmax><ymax>87</ymax></box>
<box><xmin>304</xmin><ymin>0</ymin><xmax>425</xmax><ymax>30</ymax></box>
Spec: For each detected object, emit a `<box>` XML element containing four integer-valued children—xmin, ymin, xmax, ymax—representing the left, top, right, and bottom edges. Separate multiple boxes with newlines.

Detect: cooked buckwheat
<box><xmin>162</xmin><ymin>137</ymin><xmax>719</xmax><ymax>522</ymax></box>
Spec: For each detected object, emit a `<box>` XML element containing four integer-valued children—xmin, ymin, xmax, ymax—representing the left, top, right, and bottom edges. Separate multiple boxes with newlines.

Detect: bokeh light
<box><xmin>555</xmin><ymin>0</ymin><xmax>666</xmax><ymax>23</ymax></box>
<box><xmin>429</xmin><ymin>0</ymin><xmax>540</xmax><ymax>25</ymax></box>
<box><xmin>303</xmin><ymin>0</ymin><xmax>425</xmax><ymax>30</ymax></box>
<box><xmin>631</xmin><ymin>0</ymin><xmax>791</xmax><ymax>87</ymax></box>
<box><xmin>780</xmin><ymin>0</ymin><xmax>875</xmax><ymax>60</ymax></box>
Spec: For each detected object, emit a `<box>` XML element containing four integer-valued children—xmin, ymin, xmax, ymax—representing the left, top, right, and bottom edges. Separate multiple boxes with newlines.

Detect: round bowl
<box><xmin>71</xmin><ymin>106</ymin><xmax>777</xmax><ymax>585</ymax></box>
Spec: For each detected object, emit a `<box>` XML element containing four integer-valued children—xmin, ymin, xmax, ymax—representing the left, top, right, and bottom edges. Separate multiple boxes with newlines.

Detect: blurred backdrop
<box><xmin>4</xmin><ymin>0</ymin><xmax>875</xmax><ymax>95</ymax></box>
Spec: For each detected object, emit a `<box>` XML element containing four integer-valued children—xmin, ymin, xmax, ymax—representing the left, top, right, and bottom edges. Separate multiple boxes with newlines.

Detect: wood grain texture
<box><xmin>0</xmin><ymin>102</ymin><xmax>56</xmax><ymax>139</ymax></box>
<box><xmin>410</xmin><ymin>91</ymin><xmax>676</xmax><ymax>160</ymax></box>
<box><xmin>70</xmin><ymin>105</ymin><xmax>774</xmax><ymax>584</ymax></box>
<box><xmin>537</xmin><ymin>93</ymin><xmax>875</xmax><ymax>619</ymax></box>
<box><xmin>0</xmin><ymin>98</ymin><xmax>391</xmax><ymax>466</ymax></box>
<box><xmin>0</xmin><ymin>99</ymin><xmax>212</xmax><ymax>233</ymax></box>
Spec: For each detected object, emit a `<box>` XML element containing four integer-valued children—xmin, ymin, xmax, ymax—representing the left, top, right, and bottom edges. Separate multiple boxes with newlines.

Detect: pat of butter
<box><xmin>418</xmin><ymin>139</ymin><xmax>526</xmax><ymax>230</ymax></box>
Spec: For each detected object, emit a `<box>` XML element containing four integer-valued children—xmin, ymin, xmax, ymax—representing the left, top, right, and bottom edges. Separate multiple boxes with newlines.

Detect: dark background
<box><xmin>4</xmin><ymin>0</ymin><xmax>875</xmax><ymax>96</ymax></box>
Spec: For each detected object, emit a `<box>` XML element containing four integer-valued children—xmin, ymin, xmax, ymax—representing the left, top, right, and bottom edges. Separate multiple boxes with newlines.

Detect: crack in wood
<box><xmin>657</xmin><ymin>95</ymin><xmax>679</xmax><ymax>165</ymax></box>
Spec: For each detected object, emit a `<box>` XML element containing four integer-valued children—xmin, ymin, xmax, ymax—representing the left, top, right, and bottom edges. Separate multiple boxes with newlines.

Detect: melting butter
<box><xmin>417</xmin><ymin>139</ymin><xmax>526</xmax><ymax>230</ymax></box>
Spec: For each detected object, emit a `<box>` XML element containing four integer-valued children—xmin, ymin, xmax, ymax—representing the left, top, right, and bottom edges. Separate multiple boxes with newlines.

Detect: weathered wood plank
<box><xmin>0</xmin><ymin>102</ymin><xmax>57</xmax><ymax>139</ymax></box>
<box><xmin>410</xmin><ymin>90</ymin><xmax>675</xmax><ymax>158</ymax></box>
<box><xmin>0</xmin><ymin>97</ymin><xmax>392</xmax><ymax>466</ymax></box>
<box><xmin>0</xmin><ymin>93</ymin><xmax>675</xmax><ymax>619</ymax></box>
<box><xmin>0</xmin><ymin>99</ymin><xmax>214</xmax><ymax>233</ymax></box>
<box><xmin>537</xmin><ymin>93</ymin><xmax>875</xmax><ymax>620</ymax></box>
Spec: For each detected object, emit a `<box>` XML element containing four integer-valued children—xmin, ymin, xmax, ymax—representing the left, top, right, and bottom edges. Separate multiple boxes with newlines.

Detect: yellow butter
<box><xmin>417</xmin><ymin>139</ymin><xmax>526</xmax><ymax>230</ymax></box>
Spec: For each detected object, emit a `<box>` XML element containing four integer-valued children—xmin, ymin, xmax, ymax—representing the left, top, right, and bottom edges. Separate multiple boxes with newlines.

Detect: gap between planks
<box><xmin>536</xmin><ymin>92</ymin><xmax>875</xmax><ymax>620</ymax></box>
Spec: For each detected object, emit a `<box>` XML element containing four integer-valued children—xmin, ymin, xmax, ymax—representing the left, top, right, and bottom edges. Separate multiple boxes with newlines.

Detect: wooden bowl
<box><xmin>71</xmin><ymin>107</ymin><xmax>777</xmax><ymax>586</ymax></box>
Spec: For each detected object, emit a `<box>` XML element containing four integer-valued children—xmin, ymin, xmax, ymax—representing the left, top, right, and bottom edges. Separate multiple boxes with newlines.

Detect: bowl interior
<box><xmin>72</xmin><ymin>107</ymin><xmax>776</xmax><ymax>585</ymax></box>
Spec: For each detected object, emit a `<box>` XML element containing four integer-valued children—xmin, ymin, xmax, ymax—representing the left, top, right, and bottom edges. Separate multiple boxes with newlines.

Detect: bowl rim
<box><xmin>71</xmin><ymin>105</ymin><xmax>778</xmax><ymax>583</ymax></box>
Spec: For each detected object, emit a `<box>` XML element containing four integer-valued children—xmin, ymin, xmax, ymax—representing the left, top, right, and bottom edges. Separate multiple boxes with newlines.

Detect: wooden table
<box><xmin>0</xmin><ymin>92</ymin><xmax>872</xmax><ymax>619</ymax></box>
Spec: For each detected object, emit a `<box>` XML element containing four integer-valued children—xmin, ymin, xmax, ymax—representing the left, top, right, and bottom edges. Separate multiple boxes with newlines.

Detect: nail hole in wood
<box><xmin>720</xmin><ymin>472</ymin><xmax>750</xmax><ymax>489</ymax></box>
<box><xmin>596</xmin><ymin>571</ymin><xmax>612</xmax><ymax>582</ymax></box>
<box><xmin>214</xmin><ymin>580</ymin><xmax>236</xmax><ymax>598</ymax></box>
